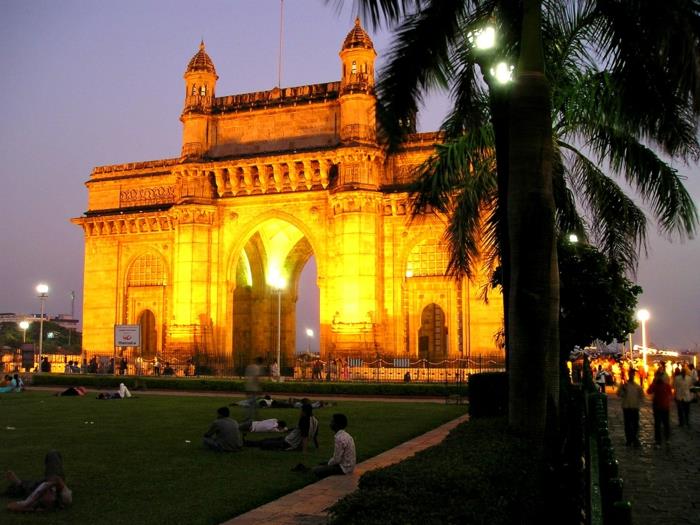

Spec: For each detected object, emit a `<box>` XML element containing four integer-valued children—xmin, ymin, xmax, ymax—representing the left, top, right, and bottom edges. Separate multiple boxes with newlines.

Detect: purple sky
<box><xmin>1</xmin><ymin>0</ymin><xmax>698</xmax><ymax>351</ymax></box>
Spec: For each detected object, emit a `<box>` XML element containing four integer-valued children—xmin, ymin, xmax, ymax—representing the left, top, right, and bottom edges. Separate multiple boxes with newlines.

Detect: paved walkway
<box><xmin>221</xmin><ymin>413</ymin><xmax>469</xmax><ymax>525</ymax></box>
<box><xmin>606</xmin><ymin>393</ymin><xmax>700</xmax><ymax>524</ymax></box>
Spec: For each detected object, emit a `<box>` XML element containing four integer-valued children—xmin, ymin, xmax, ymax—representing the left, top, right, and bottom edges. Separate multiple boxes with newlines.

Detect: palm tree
<box><xmin>336</xmin><ymin>0</ymin><xmax>700</xmax><ymax>437</ymax></box>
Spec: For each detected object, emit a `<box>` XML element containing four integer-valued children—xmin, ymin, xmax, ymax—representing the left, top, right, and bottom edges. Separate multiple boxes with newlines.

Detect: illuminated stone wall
<box><xmin>72</xmin><ymin>20</ymin><xmax>503</xmax><ymax>367</ymax></box>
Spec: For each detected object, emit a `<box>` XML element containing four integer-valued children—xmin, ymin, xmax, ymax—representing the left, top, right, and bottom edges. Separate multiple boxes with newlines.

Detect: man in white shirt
<box><xmin>313</xmin><ymin>413</ymin><xmax>356</xmax><ymax>479</ymax></box>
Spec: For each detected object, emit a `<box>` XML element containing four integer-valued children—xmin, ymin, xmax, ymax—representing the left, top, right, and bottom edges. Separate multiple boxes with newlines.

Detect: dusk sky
<box><xmin>1</xmin><ymin>0</ymin><xmax>698</xmax><ymax>351</ymax></box>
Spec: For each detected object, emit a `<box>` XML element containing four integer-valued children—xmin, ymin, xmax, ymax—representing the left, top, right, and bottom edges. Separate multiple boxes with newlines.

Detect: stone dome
<box><xmin>342</xmin><ymin>18</ymin><xmax>374</xmax><ymax>50</ymax></box>
<box><xmin>186</xmin><ymin>41</ymin><xmax>217</xmax><ymax>75</ymax></box>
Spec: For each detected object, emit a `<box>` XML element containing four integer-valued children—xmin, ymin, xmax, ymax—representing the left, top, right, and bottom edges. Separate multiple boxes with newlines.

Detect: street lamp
<box><xmin>568</xmin><ymin>233</ymin><xmax>578</xmax><ymax>243</ymax></box>
<box><xmin>272</xmin><ymin>276</ymin><xmax>286</xmax><ymax>380</ymax></box>
<box><xmin>19</xmin><ymin>320</ymin><xmax>29</xmax><ymax>343</ymax></box>
<box><xmin>305</xmin><ymin>328</ymin><xmax>314</xmax><ymax>353</ymax></box>
<box><xmin>36</xmin><ymin>283</ymin><xmax>49</xmax><ymax>372</ymax></box>
<box><xmin>636</xmin><ymin>308</ymin><xmax>650</xmax><ymax>369</ymax></box>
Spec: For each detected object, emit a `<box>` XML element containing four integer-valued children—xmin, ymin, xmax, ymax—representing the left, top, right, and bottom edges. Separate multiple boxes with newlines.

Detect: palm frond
<box><xmin>552</xmin><ymin>141</ymin><xmax>586</xmax><ymax>238</ymax></box>
<box><xmin>410</xmin><ymin>125</ymin><xmax>495</xmax><ymax>214</ymax></box>
<box><xmin>374</xmin><ymin>1</ymin><xmax>471</xmax><ymax>148</ymax></box>
<box><xmin>562</xmin><ymin>141</ymin><xmax>648</xmax><ymax>269</ymax></box>
<box><xmin>585</xmin><ymin>126</ymin><xmax>699</xmax><ymax>238</ymax></box>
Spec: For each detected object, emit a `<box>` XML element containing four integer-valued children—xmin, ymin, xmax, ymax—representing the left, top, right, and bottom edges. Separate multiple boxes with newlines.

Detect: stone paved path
<box><xmin>221</xmin><ymin>414</ymin><xmax>469</xmax><ymax>525</ymax></box>
<box><xmin>606</xmin><ymin>393</ymin><xmax>700</xmax><ymax>524</ymax></box>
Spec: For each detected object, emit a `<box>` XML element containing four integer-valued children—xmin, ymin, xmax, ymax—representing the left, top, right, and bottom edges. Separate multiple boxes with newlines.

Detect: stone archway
<box><xmin>418</xmin><ymin>303</ymin><xmax>447</xmax><ymax>361</ymax></box>
<box><xmin>231</xmin><ymin>218</ymin><xmax>316</xmax><ymax>373</ymax></box>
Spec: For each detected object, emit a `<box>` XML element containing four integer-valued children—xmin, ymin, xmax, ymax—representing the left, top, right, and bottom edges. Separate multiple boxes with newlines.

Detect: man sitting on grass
<box><xmin>312</xmin><ymin>413</ymin><xmax>356</xmax><ymax>479</ymax></box>
<box><xmin>4</xmin><ymin>450</ymin><xmax>73</xmax><ymax>512</ymax></box>
<box><xmin>203</xmin><ymin>406</ymin><xmax>242</xmax><ymax>452</ymax></box>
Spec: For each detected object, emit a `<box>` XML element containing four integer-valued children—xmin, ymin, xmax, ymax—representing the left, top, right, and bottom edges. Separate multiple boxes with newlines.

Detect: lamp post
<box><xmin>19</xmin><ymin>320</ymin><xmax>29</xmax><ymax>343</ymax></box>
<box><xmin>636</xmin><ymin>308</ymin><xmax>650</xmax><ymax>370</ymax></box>
<box><xmin>36</xmin><ymin>283</ymin><xmax>49</xmax><ymax>372</ymax></box>
<box><xmin>305</xmin><ymin>328</ymin><xmax>314</xmax><ymax>353</ymax></box>
<box><xmin>272</xmin><ymin>276</ymin><xmax>286</xmax><ymax>379</ymax></box>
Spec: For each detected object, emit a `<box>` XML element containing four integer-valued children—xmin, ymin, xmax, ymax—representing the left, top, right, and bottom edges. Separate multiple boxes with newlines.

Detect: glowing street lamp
<box><xmin>272</xmin><ymin>275</ymin><xmax>286</xmax><ymax>379</ymax></box>
<box><xmin>490</xmin><ymin>61</ymin><xmax>515</xmax><ymax>84</ymax></box>
<box><xmin>19</xmin><ymin>320</ymin><xmax>29</xmax><ymax>343</ymax></box>
<box><xmin>636</xmin><ymin>308</ymin><xmax>650</xmax><ymax>369</ymax></box>
<box><xmin>305</xmin><ymin>328</ymin><xmax>314</xmax><ymax>353</ymax></box>
<box><xmin>36</xmin><ymin>283</ymin><xmax>49</xmax><ymax>372</ymax></box>
<box><xmin>568</xmin><ymin>233</ymin><xmax>578</xmax><ymax>243</ymax></box>
<box><xmin>469</xmin><ymin>25</ymin><xmax>496</xmax><ymax>50</ymax></box>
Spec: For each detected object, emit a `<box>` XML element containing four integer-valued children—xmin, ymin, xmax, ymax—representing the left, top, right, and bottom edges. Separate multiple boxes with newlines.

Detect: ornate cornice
<box><xmin>71</xmin><ymin>211</ymin><xmax>176</xmax><ymax>237</ymax></box>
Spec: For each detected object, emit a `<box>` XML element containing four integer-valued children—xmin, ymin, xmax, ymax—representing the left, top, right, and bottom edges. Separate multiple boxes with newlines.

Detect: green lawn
<box><xmin>0</xmin><ymin>391</ymin><xmax>466</xmax><ymax>525</ymax></box>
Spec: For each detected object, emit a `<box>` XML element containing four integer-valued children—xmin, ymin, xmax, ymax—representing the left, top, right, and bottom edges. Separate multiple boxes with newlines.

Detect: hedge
<box><xmin>329</xmin><ymin>417</ymin><xmax>544</xmax><ymax>525</ymax></box>
<box><xmin>29</xmin><ymin>373</ymin><xmax>468</xmax><ymax>397</ymax></box>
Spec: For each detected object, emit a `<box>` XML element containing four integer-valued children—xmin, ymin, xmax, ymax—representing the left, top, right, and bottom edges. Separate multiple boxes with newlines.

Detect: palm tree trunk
<box><xmin>507</xmin><ymin>0</ymin><xmax>560</xmax><ymax>439</ymax></box>
<box><xmin>491</xmin><ymin>89</ymin><xmax>510</xmax><ymax>367</ymax></box>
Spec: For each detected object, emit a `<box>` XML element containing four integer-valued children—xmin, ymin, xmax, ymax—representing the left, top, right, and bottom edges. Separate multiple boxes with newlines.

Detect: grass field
<box><xmin>0</xmin><ymin>391</ymin><xmax>466</xmax><ymax>525</ymax></box>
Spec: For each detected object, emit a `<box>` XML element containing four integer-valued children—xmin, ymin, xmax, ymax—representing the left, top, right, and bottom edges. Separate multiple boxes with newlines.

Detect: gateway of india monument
<box><xmin>72</xmin><ymin>19</ymin><xmax>503</xmax><ymax>372</ymax></box>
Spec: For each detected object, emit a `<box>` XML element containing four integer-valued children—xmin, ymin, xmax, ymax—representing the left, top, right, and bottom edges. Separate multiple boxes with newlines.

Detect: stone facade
<box><xmin>72</xmin><ymin>20</ymin><xmax>503</xmax><ymax>369</ymax></box>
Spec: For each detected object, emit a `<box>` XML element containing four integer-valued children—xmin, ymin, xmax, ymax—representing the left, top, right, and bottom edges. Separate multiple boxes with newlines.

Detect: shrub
<box><xmin>468</xmin><ymin>372</ymin><xmax>508</xmax><ymax>418</ymax></box>
<box><xmin>29</xmin><ymin>374</ymin><xmax>467</xmax><ymax>397</ymax></box>
<box><xmin>329</xmin><ymin>417</ymin><xmax>544</xmax><ymax>525</ymax></box>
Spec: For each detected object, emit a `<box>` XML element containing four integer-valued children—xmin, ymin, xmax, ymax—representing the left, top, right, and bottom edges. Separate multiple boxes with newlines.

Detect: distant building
<box><xmin>72</xmin><ymin>20</ymin><xmax>503</xmax><ymax>367</ymax></box>
<box><xmin>0</xmin><ymin>313</ymin><xmax>79</xmax><ymax>331</ymax></box>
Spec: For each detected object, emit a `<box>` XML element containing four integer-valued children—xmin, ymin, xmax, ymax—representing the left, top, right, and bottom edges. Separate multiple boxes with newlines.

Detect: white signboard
<box><xmin>114</xmin><ymin>324</ymin><xmax>141</xmax><ymax>347</ymax></box>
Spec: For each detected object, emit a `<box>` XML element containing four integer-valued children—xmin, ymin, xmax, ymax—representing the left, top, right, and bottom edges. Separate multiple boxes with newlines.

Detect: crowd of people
<box><xmin>592</xmin><ymin>357</ymin><xmax>699</xmax><ymax>450</ymax></box>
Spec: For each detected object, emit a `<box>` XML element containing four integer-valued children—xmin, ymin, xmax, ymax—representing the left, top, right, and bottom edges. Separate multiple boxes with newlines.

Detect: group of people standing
<box><xmin>306</xmin><ymin>357</ymin><xmax>350</xmax><ymax>382</ymax></box>
<box><xmin>616</xmin><ymin>361</ymin><xmax>697</xmax><ymax>449</ymax></box>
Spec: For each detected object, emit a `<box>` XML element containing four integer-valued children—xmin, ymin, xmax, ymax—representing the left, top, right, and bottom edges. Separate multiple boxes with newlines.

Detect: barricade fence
<box><xmin>5</xmin><ymin>350</ymin><xmax>505</xmax><ymax>384</ymax></box>
<box><xmin>293</xmin><ymin>355</ymin><xmax>505</xmax><ymax>383</ymax></box>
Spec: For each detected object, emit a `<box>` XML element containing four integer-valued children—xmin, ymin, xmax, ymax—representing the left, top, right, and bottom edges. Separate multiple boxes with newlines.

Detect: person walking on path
<box><xmin>647</xmin><ymin>366</ymin><xmax>673</xmax><ymax>449</ymax></box>
<box><xmin>595</xmin><ymin>365</ymin><xmax>608</xmax><ymax>393</ymax></box>
<box><xmin>203</xmin><ymin>407</ymin><xmax>242</xmax><ymax>452</ymax></box>
<box><xmin>617</xmin><ymin>368</ymin><xmax>644</xmax><ymax>447</ymax></box>
<box><xmin>244</xmin><ymin>357</ymin><xmax>263</xmax><ymax>420</ymax></box>
<box><xmin>673</xmin><ymin>366</ymin><xmax>693</xmax><ymax>427</ymax></box>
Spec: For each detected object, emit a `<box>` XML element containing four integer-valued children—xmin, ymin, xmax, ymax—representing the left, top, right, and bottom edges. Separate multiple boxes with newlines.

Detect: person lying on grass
<box><xmin>96</xmin><ymin>383</ymin><xmax>132</xmax><ymax>399</ymax></box>
<box><xmin>203</xmin><ymin>406</ymin><xmax>243</xmax><ymax>452</ymax></box>
<box><xmin>246</xmin><ymin>402</ymin><xmax>318</xmax><ymax>452</ymax></box>
<box><xmin>239</xmin><ymin>418</ymin><xmax>287</xmax><ymax>433</ymax></box>
<box><xmin>4</xmin><ymin>450</ymin><xmax>72</xmax><ymax>512</ymax></box>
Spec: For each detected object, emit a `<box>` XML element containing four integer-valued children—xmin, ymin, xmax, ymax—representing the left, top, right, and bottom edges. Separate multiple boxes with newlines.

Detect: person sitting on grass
<box><xmin>239</xmin><ymin>418</ymin><xmax>287</xmax><ymax>433</ymax></box>
<box><xmin>203</xmin><ymin>406</ymin><xmax>242</xmax><ymax>452</ymax></box>
<box><xmin>250</xmin><ymin>402</ymin><xmax>318</xmax><ymax>451</ymax></box>
<box><xmin>4</xmin><ymin>450</ymin><xmax>72</xmax><ymax>512</ymax></box>
<box><xmin>312</xmin><ymin>413</ymin><xmax>356</xmax><ymax>478</ymax></box>
<box><xmin>0</xmin><ymin>375</ymin><xmax>15</xmax><ymax>393</ymax></box>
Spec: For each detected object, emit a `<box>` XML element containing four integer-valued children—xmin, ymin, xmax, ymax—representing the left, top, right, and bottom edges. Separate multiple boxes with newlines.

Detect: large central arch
<box><xmin>228</xmin><ymin>217</ymin><xmax>317</xmax><ymax>372</ymax></box>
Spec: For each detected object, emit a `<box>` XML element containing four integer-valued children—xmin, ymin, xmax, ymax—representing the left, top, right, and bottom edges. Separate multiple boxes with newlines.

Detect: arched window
<box><xmin>406</xmin><ymin>239</ymin><xmax>450</xmax><ymax>277</ymax></box>
<box><xmin>200</xmin><ymin>85</ymin><xmax>207</xmax><ymax>96</ymax></box>
<box><xmin>127</xmin><ymin>253</ymin><xmax>167</xmax><ymax>287</ymax></box>
<box><xmin>191</xmin><ymin>84</ymin><xmax>197</xmax><ymax>96</ymax></box>
<box><xmin>351</xmin><ymin>61</ymin><xmax>357</xmax><ymax>74</ymax></box>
